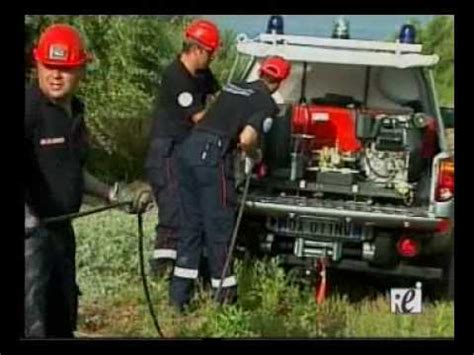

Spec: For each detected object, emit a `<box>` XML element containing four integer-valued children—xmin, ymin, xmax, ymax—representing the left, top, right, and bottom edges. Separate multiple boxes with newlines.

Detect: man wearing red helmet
<box><xmin>169</xmin><ymin>56</ymin><xmax>291</xmax><ymax>310</ymax></box>
<box><xmin>145</xmin><ymin>19</ymin><xmax>221</xmax><ymax>278</ymax></box>
<box><xmin>25</xmin><ymin>24</ymin><xmax>152</xmax><ymax>338</ymax></box>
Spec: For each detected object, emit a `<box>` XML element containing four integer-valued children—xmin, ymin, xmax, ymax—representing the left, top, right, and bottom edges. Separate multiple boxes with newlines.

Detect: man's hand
<box><xmin>239</xmin><ymin>125</ymin><xmax>259</xmax><ymax>154</ymax></box>
<box><xmin>109</xmin><ymin>181</ymin><xmax>154</xmax><ymax>214</ymax></box>
<box><xmin>244</xmin><ymin>156</ymin><xmax>255</xmax><ymax>175</ymax></box>
<box><xmin>240</xmin><ymin>148</ymin><xmax>264</xmax><ymax>175</ymax></box>
<box><xmin>191</xmin><ymin>110</ymin><xmax>206</xmax><ymax>124</ymax></box>
<box><xmin>246</xmin><ymin>148</ymin><xmax>263</xmax><ymax>164</ymax></box>
<box><xmin>129</xmin><ymin>182</ymin><xmax>154</xmax><ymax>214</ymax></box>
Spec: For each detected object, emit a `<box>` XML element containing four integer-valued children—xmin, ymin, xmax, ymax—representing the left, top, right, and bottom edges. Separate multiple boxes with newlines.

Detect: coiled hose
<box><xmin>43</xmin><ymin>199</ymin><xmax>165</xmax><ymax>338</ymax></box>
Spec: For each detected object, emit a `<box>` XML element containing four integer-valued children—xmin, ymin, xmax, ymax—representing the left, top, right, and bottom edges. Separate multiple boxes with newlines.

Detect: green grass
<box><xmin>73</xmin><ymin>206</ymin><xmax>454</xmax><ymax>338</ymax></box>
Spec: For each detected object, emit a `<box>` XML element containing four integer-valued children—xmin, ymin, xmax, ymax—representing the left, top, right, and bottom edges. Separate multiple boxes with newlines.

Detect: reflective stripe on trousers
<box><xmin>211</xmin><ymin>275</ymin><xmax>237</xmax><ymax>288</ymax></box>
<box><xmin>153</xmin><ymin>248</ymin><xmax>177</xmax><ymax>260</ymax></box>
<box><xmin>173</xmin><ymin>266</ymin><xmax>199</xmax><ymax>279</ymax></box>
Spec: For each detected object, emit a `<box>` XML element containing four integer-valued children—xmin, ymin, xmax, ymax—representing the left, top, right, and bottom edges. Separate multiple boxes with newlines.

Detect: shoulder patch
<box><xmin>262</xmin><ymin>117</ymin><xmax>273</xmax><ymax>133</ymax></box>
<box><xmin>177</xmin><ymin>92</ymin><xmax>194</xmax><ymax>108</ymax></box>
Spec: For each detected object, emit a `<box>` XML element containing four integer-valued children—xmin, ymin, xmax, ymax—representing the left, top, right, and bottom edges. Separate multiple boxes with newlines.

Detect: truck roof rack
<box><xmin>236</xmin><ymin>33</ymin><xmax>439</xmax><ymax>69</ymax></box>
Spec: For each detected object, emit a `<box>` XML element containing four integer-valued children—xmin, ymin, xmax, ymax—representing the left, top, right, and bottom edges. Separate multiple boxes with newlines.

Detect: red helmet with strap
<box><xmin>260</xmin><ymin>56</ymin><xmax>291</xmax><ymax>82</ymax></box>
<box><xmin>184</xmin><ymin>19</ymin><xmax>220</xmax><ymax>53</ymax></box>
<box><xmin>33</xmin><ymin>24</ymin><xmax>91</xmax><ymax>68</ymax></box>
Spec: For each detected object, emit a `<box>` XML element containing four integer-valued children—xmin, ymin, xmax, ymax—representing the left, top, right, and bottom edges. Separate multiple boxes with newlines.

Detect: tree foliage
<box><xmin>399</xmin><ymin>16</ymin><xmax>454</xmax><ymax>106</ymax></box>
<box><xmin>25</xmin><ymin>15</ymin><xmax>243</xmax><ymax>181</ymax></box>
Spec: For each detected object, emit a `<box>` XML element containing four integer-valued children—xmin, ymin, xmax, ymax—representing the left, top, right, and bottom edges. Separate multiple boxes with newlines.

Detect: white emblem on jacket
<box><xmin>177</xmin><ymin>92</ymin><xmax>194</xmax><ymax>107</ymax></box>
<box><xmin>262</xmin><ymin>117</ymin><xmax>273</xmax><ymax>133</ymax></box>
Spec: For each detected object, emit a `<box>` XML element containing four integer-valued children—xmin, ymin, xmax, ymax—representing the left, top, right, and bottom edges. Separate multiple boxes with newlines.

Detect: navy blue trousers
<box><xmin>170</xmin><ymin>131</ymin><xmax>238</xmax><ymax>309</ymax></box>
<box><xmin>146</xmin><ymin>138</ymin><xmax>180</xmax><ymax>264</ymax></box>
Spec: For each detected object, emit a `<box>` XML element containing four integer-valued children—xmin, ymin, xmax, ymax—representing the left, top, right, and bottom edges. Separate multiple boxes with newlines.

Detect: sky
<box><xmin>200</xmin><ymin>15</ymin><xmax>438</xmax><ymax>40</ymax></box>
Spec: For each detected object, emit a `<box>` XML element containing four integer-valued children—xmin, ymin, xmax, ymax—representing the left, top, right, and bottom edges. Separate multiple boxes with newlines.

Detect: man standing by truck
<box><xmin>169</xmin><ymin>56</ymin><xmax>291</xmax><ymax>310</ymax></box>
<box><xmin>25</xmin><ymin>24</ymin><xmax>152</xmax><ymax>338</ymax></box>
<box><xmin>145</xmin><ymin>19</ymin><xmax>221</xmax><ymax>278</ymax></box>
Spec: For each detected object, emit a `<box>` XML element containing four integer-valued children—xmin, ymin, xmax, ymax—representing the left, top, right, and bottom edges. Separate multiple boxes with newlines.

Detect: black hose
<box><xmin>137</xmin><ymin>210</ymin><xmax>165</xmax><ymax>338</ymax></box>
<box><xmin>40</xmin><ymin>198</ymin><xmax>165</xmax><ymax>337</ymax></box>
<box><xmin>43</xmin><ymin>201</ymin><xmax>131</xmax><ymax>225</ymax></box>
<box><xmin>213</xmin><ymin>171</ymin><xmax>252</xmax><ymax>304</ymax></box>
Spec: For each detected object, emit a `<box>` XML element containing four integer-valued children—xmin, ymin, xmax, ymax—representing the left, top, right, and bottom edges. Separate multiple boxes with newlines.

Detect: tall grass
<box><xmin>73</xmin><ymin>206</ymin><xmax>454</xmax><ymax>338</ymax></box>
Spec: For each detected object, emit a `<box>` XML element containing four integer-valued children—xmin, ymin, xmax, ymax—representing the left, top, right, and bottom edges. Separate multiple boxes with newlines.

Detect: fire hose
<box><xmin>42</xmin><ymin>201</ymin><xmax>130</xmax><ymax>224</ymax></box>
<box><xmin>43</xmin><ymin>197</ymin><xmax>165</xmax><ymax>338</ymax></box>
<box><xmin>40</xmin><ymin>161</ymin><xmax>252</xmax><ymax>335</ymax></box>
<box><xmin>212</xmin><ymin>170</ymin><xmax>329</xmax><ymax>305</ymax></box>
<box><xmin>213</xmin><ymin>159</ymin><xmax>252</xmax><ymax>304</ymax></box>
<box><xmin>39</xmin><ymin>158</ymin><xmax>270</xmax><ymax>335</ymax></box>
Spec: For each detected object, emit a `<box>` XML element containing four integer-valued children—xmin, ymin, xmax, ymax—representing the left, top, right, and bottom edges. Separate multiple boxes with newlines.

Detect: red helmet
<box><xmin>260</xmin><ymin>56</ymin><xmax>291</xmax><ymax>82</ymax></box>
<box><xmin>184</xmin><ymin>19</ymin><xmax>220</xmax><ymax>53</ymax></box>
<box><xmin>33</xmin><ymin>24</ymin><xmax>90</xmax><ymax>68</ymax></box>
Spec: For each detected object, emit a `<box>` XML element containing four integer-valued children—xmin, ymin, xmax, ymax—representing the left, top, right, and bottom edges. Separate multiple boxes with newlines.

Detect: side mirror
<box><xmin>440</xmin><ymin>106</ymin><xmax>454</xmax><ymax>129</ymax></box>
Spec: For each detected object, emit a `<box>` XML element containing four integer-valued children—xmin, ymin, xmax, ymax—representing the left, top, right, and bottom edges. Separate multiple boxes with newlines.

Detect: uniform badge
<box><xmin>262</xmin><ymin>117</ymin><xmax>273</xmax><ymax>133</ymax></box>
<box><xmin>177</xmin><ymin>92</ymin><xmax>194</xmax><ymax>108</ymax></box>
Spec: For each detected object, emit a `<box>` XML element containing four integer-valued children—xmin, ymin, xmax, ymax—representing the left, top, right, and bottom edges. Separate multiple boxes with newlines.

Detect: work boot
<box><xmin>212</xmin><ymin>286</ymin><xmax>238</xmax><ymax>306</ymax></box>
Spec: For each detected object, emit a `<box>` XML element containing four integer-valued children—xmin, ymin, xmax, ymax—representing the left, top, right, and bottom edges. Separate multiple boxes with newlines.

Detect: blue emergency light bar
<box><xmin>399</xmin><ymin>24</ymin><xmax>416</xmax><ymax>44</ymax></box>
<box><xmin>267</xmin><ymin>15</ymin><xmax>284</xmax><ymax>34</ymax></box>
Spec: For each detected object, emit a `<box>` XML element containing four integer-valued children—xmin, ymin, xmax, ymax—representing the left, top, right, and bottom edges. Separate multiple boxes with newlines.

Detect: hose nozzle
<box><xmin>244</xmin><ymin>156</ymin><xmax>254</xmax><ymax>175</ymax></box>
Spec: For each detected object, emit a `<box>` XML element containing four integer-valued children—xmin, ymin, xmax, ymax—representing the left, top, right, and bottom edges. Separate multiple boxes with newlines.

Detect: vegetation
<box><xmin>73</xmin><ymin>208</ymin><xmax>454</xmax><ymax>338</ymax></box>
<box><xmin>397</xmin><ymin>15</ymin><xmax>454</xmax><ymax>106</ymax></box>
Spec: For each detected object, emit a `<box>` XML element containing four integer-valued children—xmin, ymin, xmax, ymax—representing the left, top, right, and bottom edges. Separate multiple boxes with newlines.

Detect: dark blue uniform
<box><xmin>25</xmin><ymin>84</ymin><xmax>89</xmax><ymax>337</ymax></box>
<box><xmin>170</xmin><ymin>80</ymin><xmax>279</xmax><ymax>308</ymax></box>
<box><xmin>145</xmin><ymin>58</ymin><xmax>219</xmax><ymax>271</ymax></box>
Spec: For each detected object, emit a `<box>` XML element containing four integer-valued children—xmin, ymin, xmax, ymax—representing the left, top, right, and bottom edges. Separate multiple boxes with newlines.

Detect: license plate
<box><xmin>301</xmin><ymin>217</ymin><xmax>364</xmax><ymax>239</ymax></box>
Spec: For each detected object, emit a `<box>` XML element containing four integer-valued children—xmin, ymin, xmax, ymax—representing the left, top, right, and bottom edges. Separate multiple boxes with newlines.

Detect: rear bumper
<box><xmin>245</xmin><ymin>196</ymin><xmax>441</xmax><ymax>230</ymax></box>
<box><xmin>281</xmin><ymin>255</ymin><xmax>443</xmax><ymax>280</ymax></box>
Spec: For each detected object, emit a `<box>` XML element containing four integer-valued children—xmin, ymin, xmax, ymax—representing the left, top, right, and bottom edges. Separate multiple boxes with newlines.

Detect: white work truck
<box><xmin>229</xmin><ymin>21</ymin><xmax>454</xmax><ymax>298</ymax></box>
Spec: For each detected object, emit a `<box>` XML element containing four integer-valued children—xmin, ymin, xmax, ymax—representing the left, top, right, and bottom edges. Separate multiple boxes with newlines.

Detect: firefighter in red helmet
<box><xmin>25</xmin><ymin>24</ymin><xmax>152</xmax><ymax>338</ymax></box>
<box><xmin>145</xmin><ymin>19</ymin><xmax>221</xmax><ymax>278</ymax></box>
<box><xmin>169</xmin><ymin>56</ymin><xmax>291</xmax><ymax>311</ymax></box>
